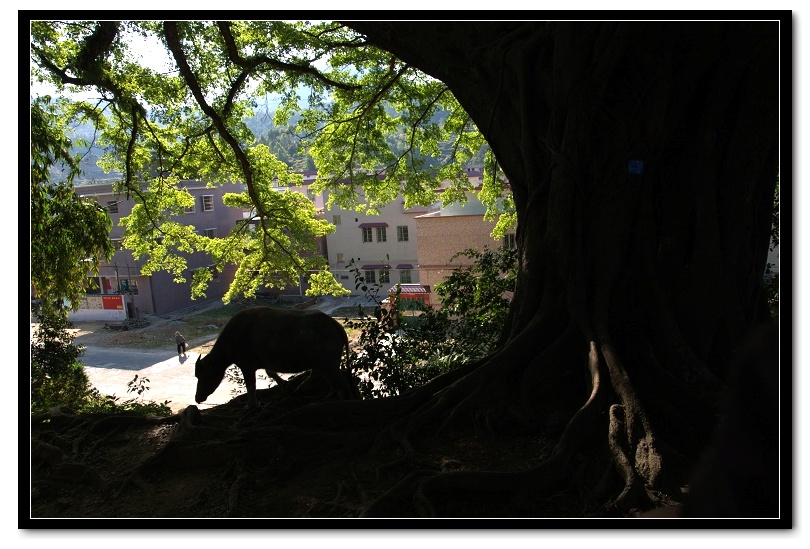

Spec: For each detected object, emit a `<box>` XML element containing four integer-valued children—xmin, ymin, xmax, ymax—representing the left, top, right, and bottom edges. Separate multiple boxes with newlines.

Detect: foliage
<box><xmin>30</xmin><ymin>311</ymin><xmax>93</xmax><ymax>413</ymax></box>
<box><xmin>30</xmin><ymin>312</ymin><xmax>172</xmax><ymax>416</ymax></box>
<box><xmin>432</xmin><ymin>246</ymin><xmax>518</xmax><ymax>353</ymax></box>
<box><xmin>78</xmin><ymin>375</ymin><xmax>172</xmax><ymax>416</ymax></box>
<box><xmin>763</xmin><ymin>270</ymin><xmax>778</xmax><ymax>319</ymax></box>
<box><xmin>345</xmin><ymin>246</ymin><xmax>517</xmax><ymax>398</ymax></box>
<box><xmin>305</xmin><ymin>268</ymin><xmax>351</xmax><ymax>298</ymax></box>
<box><xmin>254</xmin><ymin>121</ymin><xmax>317</xmax><ymax>173</ymax></box>
<box><xmin>30</xmin><ymin>97</ymin><xmax>115</xmax><ymax>316</ymax></box>
<box><xmin>30</xmin><ymin>20</ymin><xmax>514</xmax><ymax>305</ymax></box>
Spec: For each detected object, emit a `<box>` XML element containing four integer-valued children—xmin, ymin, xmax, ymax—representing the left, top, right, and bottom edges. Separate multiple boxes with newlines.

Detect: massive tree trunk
<box><xmin>337</xmin><ymin>21</ymin><xmax>780</xmax><ymax>515</ymax></box>
<box><xmin>34</xmin><ymin>21</ymin><xmax>779</xmax><ymax>519</ymax></box>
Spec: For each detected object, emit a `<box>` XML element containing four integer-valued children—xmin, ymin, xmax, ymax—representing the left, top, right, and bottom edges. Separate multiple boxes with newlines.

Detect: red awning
<box><xmin>358</xmin><ymin>222</ymin><xmax>389</xmax><ymax>228</ymax></box>
<box><xmin>389</xmin><ymin>284</ymin><xmax>429</xmax><ymax>294</ymax></box>
<box><xmin>396</xmin><ymin>264</ymin><xmax>414</xmax><ymax>269</ymax></box>
<box><xmin>361</xmin><ymin>264</ymin><xmax>389</xmax><ymax>270</ymax></box>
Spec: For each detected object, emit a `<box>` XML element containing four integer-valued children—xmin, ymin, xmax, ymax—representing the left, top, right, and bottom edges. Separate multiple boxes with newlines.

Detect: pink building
<box><xmin>72</xmin><ymin>181</ymin><xmax>247</xmax><ymax>319</ymax></box>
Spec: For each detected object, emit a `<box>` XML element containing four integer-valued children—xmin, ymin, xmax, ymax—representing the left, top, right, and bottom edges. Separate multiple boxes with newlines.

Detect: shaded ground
<box><xmin>30</xmin><ymin>386</ymin><xmax>555</xmax><ymax>519</ymax></box>
<box><xmin>30</xmin><ymin>296</ymin><xmax>566</xmax><ymax>520</ymax></box>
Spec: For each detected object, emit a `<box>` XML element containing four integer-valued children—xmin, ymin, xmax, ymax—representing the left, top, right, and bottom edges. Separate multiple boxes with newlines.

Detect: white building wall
<box><xmin>273</xmin><ymin>171</ymin><xmax>325</xmax><ymax>213</ymax></box>
<box><xmin>67</xmin><ymin>295</ymin><xmax>128</xmax><ymax>322</ymax></box>
<box><xmin>270</xmin><ymin>168</ymin><xmax>493</xmax><ymax>295</ymax></box>
<box><xmin>323</xmin><ymin>190</ymin><xmax>432</xmax><ymax>293</ymax></box>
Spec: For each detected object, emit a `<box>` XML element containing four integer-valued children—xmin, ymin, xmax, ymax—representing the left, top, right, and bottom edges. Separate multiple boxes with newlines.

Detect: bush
<box><xmin>763</xmin><ymin>266</ymin><xmax>778</xmax><ymax>319</ymax></box>
<box><xmin>31</xmin><ymin>311</ymin><xmax>172</xmax><ymax>416</ymax></box>
<box><xmin>345</xmin><ymin>246</ymin><xmax>517</xmax><ymax>398</ymax></box>
<box><xmin>345</xmin><ymin>299</ymin><xmax>447</xmax><ymax>398</ymax></box>
<box><xmin>78</xmin><ymin>375</ymin><xmax>172</xmax><ymax>416</ymax></box>
<box><xmin>31</xmin><ymin>311</ymin><xmax>92</xmax><ymax>413</ymax></box>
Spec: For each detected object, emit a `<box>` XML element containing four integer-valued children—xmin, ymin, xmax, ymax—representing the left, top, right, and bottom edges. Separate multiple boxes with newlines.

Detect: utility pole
<box><xmin>125</xmin><ymin>263</ymin><xmax>135</xmax><ymax>319</ymax></box>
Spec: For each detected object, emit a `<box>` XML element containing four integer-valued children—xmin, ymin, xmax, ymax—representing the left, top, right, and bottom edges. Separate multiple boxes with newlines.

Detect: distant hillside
<box><xmin>64</xmin><ymin>104</ymin><xmax>483</xmax><ymax>186</ymax></box>
<box><xmin>50</xmin><ymin>122</ymin><xmax>121</xmax><ymax>185</ymax></box>
<box><xmin>69</xmin><ymin>106</ymin><xmax>290</xmax><ymax>185</ymax></box>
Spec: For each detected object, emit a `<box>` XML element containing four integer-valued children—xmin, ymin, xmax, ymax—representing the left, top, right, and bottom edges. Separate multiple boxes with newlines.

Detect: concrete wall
<box><xmin>766</xmin><ymin>244</ymin><xmax>779</xmax><ymax>275</ymax></box>
<box><xmin>67</xmin><ymin>295</ymin><xmax>127</xmax><ymax>322</ymax></box>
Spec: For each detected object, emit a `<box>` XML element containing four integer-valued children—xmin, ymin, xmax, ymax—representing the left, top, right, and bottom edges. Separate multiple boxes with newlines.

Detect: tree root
<box><xmin>226</xmin><ymin>459</ymin><xmax>248</xmax><ymax>517</ymax></box>
<box><xmin>356</xmin><ymin>329</ymin><xmax>698</xmax><ymax>518</ymax></box>
<box><xmin>115</xmin><ymin>474</ymin><xmax>156</xmax><ymax>498</ymax></box>
<box><xmin>359</xmin><ymin>470</ymin><xmax>436</xmax><ymax>517</ymax></box>
<box><xmin>40</xmin><ymin>311</ymin><xmax>722</xmax><ymax>518</ymax></box>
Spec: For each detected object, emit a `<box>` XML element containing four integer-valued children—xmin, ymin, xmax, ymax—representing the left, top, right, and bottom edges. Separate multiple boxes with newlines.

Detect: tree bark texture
<box><xmin>340</xmin><ymin>21</ymin><xmax>780</xmax><ymax>515</ymax></box>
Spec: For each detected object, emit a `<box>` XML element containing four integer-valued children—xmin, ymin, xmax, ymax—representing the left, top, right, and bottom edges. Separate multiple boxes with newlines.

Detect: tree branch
<box><xmin>163</xmin><ymin>21</ymin><xmax>306</xmax><ymax>273</ymax></box>
<box><xmin>216</xmin><ymin>21</ymin><xmax>360</xmax><ymax>92</ymax></box>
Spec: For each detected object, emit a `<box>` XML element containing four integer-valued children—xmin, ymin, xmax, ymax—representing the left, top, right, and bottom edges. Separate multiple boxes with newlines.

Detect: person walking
<box><xmin>175</xmin><ymin>331</ymin><xmax>187</xmax><ymax>357</ymax></box>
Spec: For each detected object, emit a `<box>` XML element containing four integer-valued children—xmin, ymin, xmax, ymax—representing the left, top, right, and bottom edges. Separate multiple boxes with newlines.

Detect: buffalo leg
<box><xmin>321</xmin><ymin>367</ymin><xmax>350</xmax><ymax>400</ymax></box>
<box><xmin>267</xmin><ymin>371</ymin><xmax>287</xmax><ymax>388</ymax></box>
<box><xmin>242</xmin><ymin>367</ymin><xmax>258</xmax><ymax>408</ymax></box>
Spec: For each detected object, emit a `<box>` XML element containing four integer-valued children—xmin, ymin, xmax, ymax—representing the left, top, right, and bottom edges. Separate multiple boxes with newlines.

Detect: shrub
<box><xmin>345</xmin><ymin>246</ymin><xmax>517</xmax><ymax>398</ymax></box>
<box><xmin>30</xmin><ymin>311</ymin><xmax>92</xmax><ymax>413</ymax></box>
<box><xmin>78</xmin><ymin>375</ymin><xmax>172</xmax><ymax>416</ymax></box>
<box><xmin>31</xmin><ymin>311</ymin><xmax>172</xmax><ymax>416</ymax></box>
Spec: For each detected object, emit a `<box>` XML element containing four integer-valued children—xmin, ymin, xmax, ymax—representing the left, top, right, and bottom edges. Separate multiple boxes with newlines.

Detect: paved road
<box><xmin>81</xmin><ymin>339</ymin><xmax>247</xmax><ymax>413</ymax></box>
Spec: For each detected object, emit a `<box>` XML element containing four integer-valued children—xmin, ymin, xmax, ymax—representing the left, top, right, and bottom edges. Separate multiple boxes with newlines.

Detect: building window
<box><xmin>504</xmin><ymin>233</ymin><xmax>516</xmax><ymax>250</ymax></box>
<box><xmin>362</xmin><ymin>227</ymin><xmax>373</xmax><ymax>243</ymax></box>
<box><xmin>400</xmin><ymin>269</ymin><xmax>412</xmax><ymax>283</ymax></box>
<box><xmin>209</xmin><ymin>265</ymin><xmax>220</xmax><ymax>281</ymax></box>
<box><xmin>107</xmin><ymin>201</ymin><xmax>119</xmax><ymax>214</ymax></box>
<box><xmin>204</xmin><ymin>228</ymin><xmax>217</xmax><ymax>238</ymax></box>
<box><xmin>202</xmin><ymin>195</ymin><xmax>215</xmax><ymax>212</ymax></box>
<box><xmin>120</xmin><ymin>279</ymin><xmax>139</xmax><ymax>295</ymax></box>
<box><xmin>333</xmin><ymin>214</ymin><xmax>342</xmax><ymax>226</ymax></box>
<box><xmin>397</xmin><ymin>225</ymin><xmax>409</xmax><ymax>242</ymax></box>
<box><xmin>111</xmin><ymin>239</ymin><xmax>124</xmax><ymax>251</ymax></box>
<box><xmin>336</xmin><ymin>253</ymin><xmax>344</xmax><ymax>263</ymax></box>
<box><xmin>377</xmin><ymin>227</ymin><xmax>387</xmax><ymax>243</ymax></box>
<box><xmin>364</xmin><ymin>270</ymin><xmax>376</xmax><ymax>284</ymax></box>
<box><xmin>184</xmin><ymin>203</ymin><xmax>195</xmax><ymax>214</ymax></box>
<box><xmin>379</xmin><ymin>268</ymin><xmax>390</xmax><ymax>284</ymax></box>
<box><xmin>86</xmin><ymin>277</ymin><xmax>100</xmax><ymax>294</ymax></box>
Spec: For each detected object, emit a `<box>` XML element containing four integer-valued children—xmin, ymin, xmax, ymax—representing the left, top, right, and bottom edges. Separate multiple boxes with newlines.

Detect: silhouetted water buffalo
<box><xmin>195</xmin><ymin>307</ymin><xmax>355</xmax><ymax>407</ymax></box>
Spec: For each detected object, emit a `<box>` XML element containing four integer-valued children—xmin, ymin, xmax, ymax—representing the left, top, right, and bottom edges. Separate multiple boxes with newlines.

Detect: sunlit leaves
<box><xmin>31</xmin><ymin>182</ymin><xmax>114</xmax><ymax>313</ymax></box>
<box><xmin>31</xmin><ymin>19</ymin><xmax>514</xmax><ymax>306</ymax></box>
<box><xmin>306</xmin><ymin>268</ymin><xmax>351</xmax><ymax>298</ymax></box>
<box><xmin>285</xmin><ymin>43</ymin><xmax>497</xmax><ymax>216</ymax></box>
<box><xmin>30</xmin><ymin>98</ymin><xmax>114</xmax><ymax>314</ymax></box>
<box><xmin>479</xmin><ymin>148</ymin><xmax>515</xmax><ymax>239</ymax></box>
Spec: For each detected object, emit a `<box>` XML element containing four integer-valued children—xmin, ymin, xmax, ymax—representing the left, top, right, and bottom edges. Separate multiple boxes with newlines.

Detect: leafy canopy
<box><xmin>31</xmin><ymin>20</ymin><xmax>512</xmax><ymax>301</ymax></box>
<box><xmin>30</xmin><ymin>96</ymin><xmax>114</xmax><ymax>315</ymax></box>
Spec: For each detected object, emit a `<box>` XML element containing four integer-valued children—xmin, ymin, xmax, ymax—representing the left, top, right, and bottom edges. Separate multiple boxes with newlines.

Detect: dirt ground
<box><xmin>29</xmin><ymin>398</ymin><xmax>551</xmax><ymax>520</ymax></box>
<box><xmin>28</xmin><ymin>298</ymin><xmax>567</xmax><ymax>520</ymax></box>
